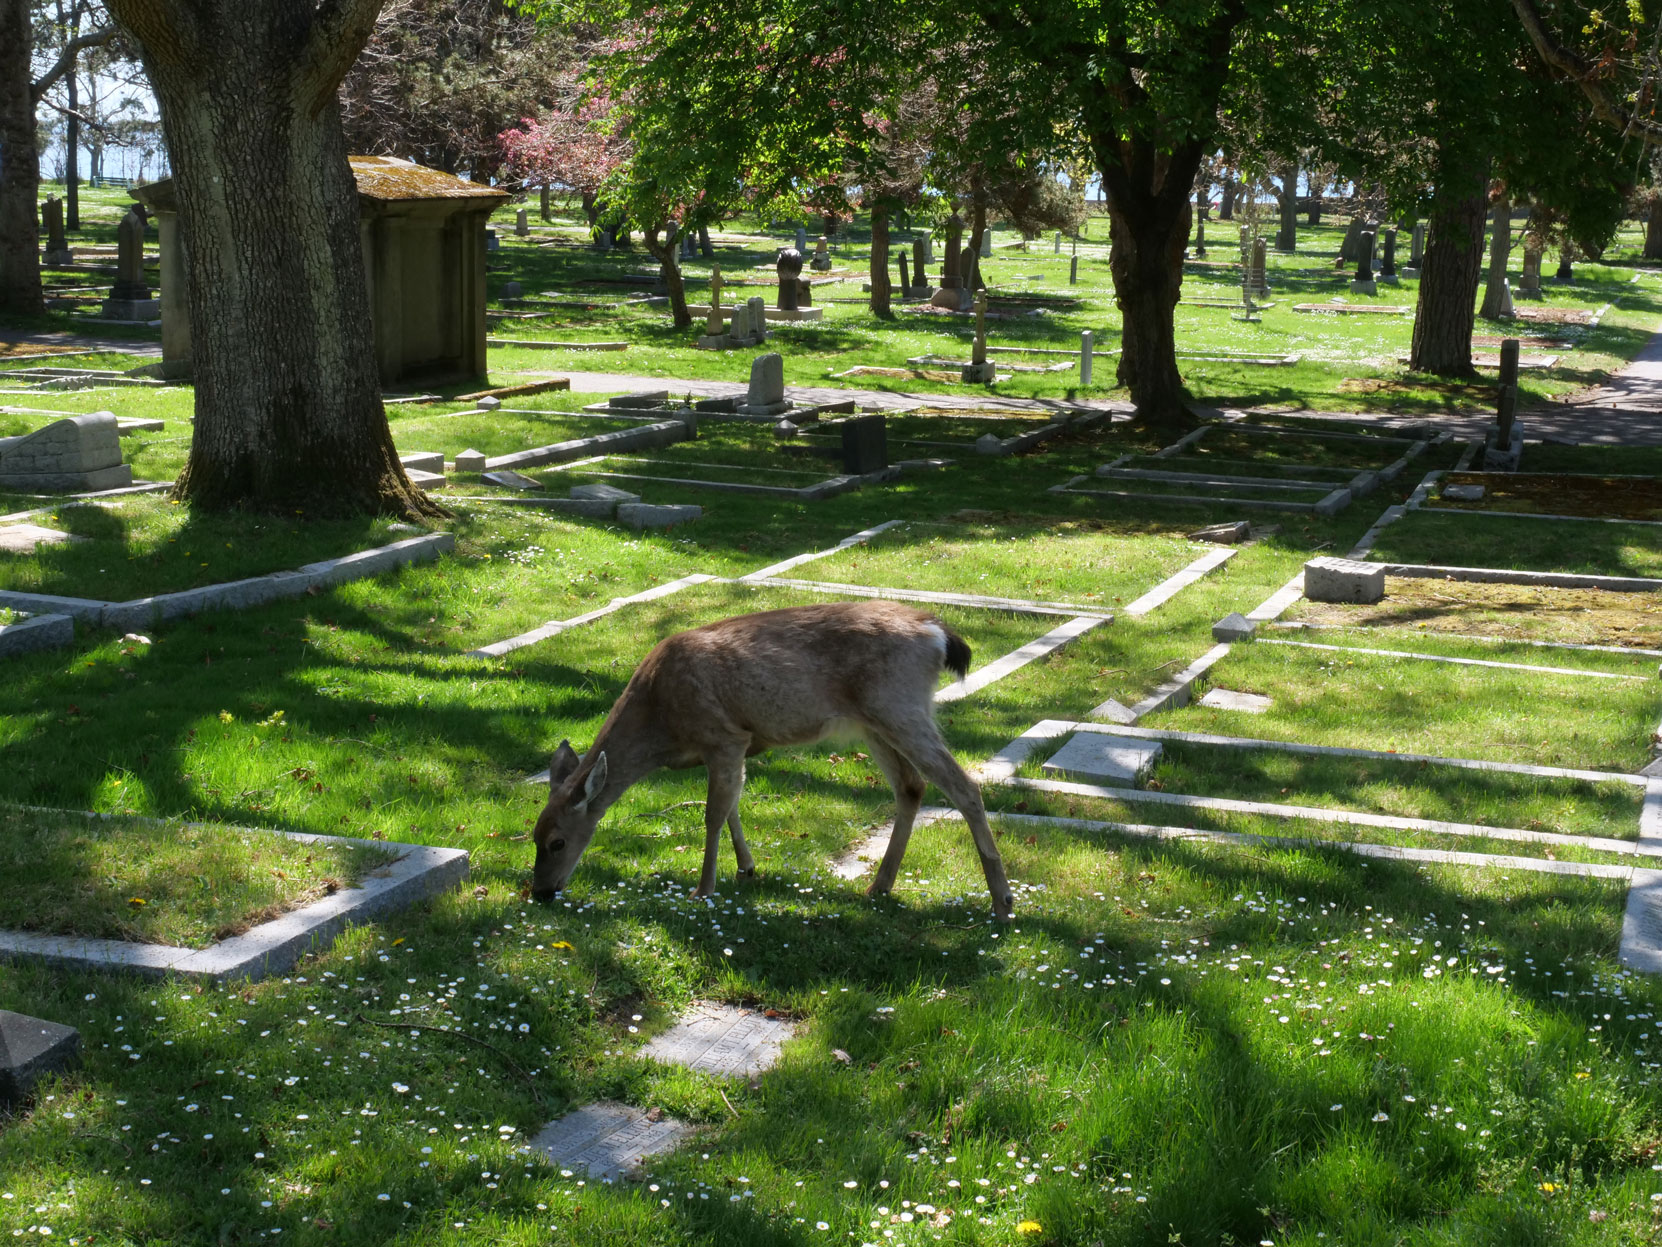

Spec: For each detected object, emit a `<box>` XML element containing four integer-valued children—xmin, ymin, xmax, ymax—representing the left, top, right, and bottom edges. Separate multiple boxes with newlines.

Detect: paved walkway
<box><xmin>0</xmin><ymin>329</ymin><xmax>159</xmax><ymax>358</ymax></box>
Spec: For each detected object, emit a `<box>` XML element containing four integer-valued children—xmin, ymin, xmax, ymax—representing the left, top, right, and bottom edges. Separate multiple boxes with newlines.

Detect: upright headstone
<box><xmin>1069</xmin><ymin>255</ymin><xmax>1079</xmax><ymax>285</ymax></box>
<box><xmin>1496</xmin><ymin>277</ymin><xmax>1515</xmax><ymax>319</ymax></box>
<box><xmin>1410</xmin><ymin>222</ymin><xmax>1426</xmax><ymax>267</ymax></box>
<box><xmin>500</xmin><ymin>280</ymin><xmax>522</xmax><ymax>300</ymax></box>
<box><xmin>1518</xmin><ymin>246</ymin><xmax>1544</xmax><ymax>299</ymax></box>
<box><xmin>1053</xmin><ymin>232</ymin><xmax>1062</xmax><ymax>253</ymax></box>
<box><xmin>1080</xmin><ymin>329</ymin><xmax>1093</xmax><ymax>386</ymax></box>
<box><xmin>960</xmin><ymin>290</ymin><xmax>996</xmax><ymax>382</ymax></box>
<box><xmin>699</xmin><ymin>264</ymin><xmax>727</xmax><ymax>345</ymax></box>
<box><xmin>0</xmin><ymin>412</ymin><xmax>132</xmax><ymax>492</ymax></box>
<box><xmin>682</xmin><ymin>230</ymin><xmax>698</xmax><ymax>260</ymax></box>
<box><xmin>1379</xmin><ymin>227</ymin><xmax>1398</xmax><ymax>282</ymax></box>
<box><xmin>41</xmin><ymin>195</ymin><xmax>72</xmax><ymax>265</ymax></box>
<box><xmin>897</xmin><ymin>250</ymin><xmax>910</xmax><ymax>294</ymax></box>
<box><xmin>795</xmin><ymin>225</ymin><xmax>808</xmax><ymax>253</ymax></box>
<box><xmin>515</xmin><ymin>208</ymin><xmax>529</xmax><ymax>237</ymax></box>
<box><xmin>1495</xmin><ymin>336</ymin><xmax>1521</xmax><ymax>455</ymax></box>
<box><xmin>912</xmin><ymin>238</ymin><xmax>930</xmax><ymax>292</ymax></box>
<box><xmin>1351</xmin><ymin>230</ymin><xmax>1377</xmax><ymax>295</ymax></box>
<box><xmin>811</xmin><ymin>236</ymin><xmax>832</xmax><ymax>271</ymax></box>
<box><xmin>1249</xmin><ymin>236</ymin><xmax>1269</xmax><ymax>297</ymax></box>
<box><xmin>101</xmin><ymin>206</ymin><xmax>158</xmax><ymax>320</ymax></box>
<box><xmin>840</xmin><ymin>414</ymin><xmax>888</xmax><ymax>474</ymax></box>
<box><xmin>920</xmin><ymin>233</ymin><xmax>934</xmax><ymax>264</ymax></box>
<box><xmin>1555</xmin><ymin>246</ymin><xmax>1574</xmax><ymax>282</ymax></box>
<box><xmin>740</xmin><ymin>352</ymin><xmax>789</xmax><ymax>416</ymax></box>
<box><xmin>931</xmin><ymin>213</ymin><xmax>967</xmax><ymax>310</ymax></box>
<box><xmin>1193</xmin><ymin>209</ymin><xmax>1206</xmax><ymax>258</ymax></box>
<box><xmin>746</xmin><ymin>296</ymin><xmax>767</xmax><ymax>342</ymax></box>
<box><xmin>776</xmin><ymin>247</ymin><xmax>803</xmax><ymax>311</ymax></box>
<box><xmin>1337</xmin><ymin>217</ymin><xmax>1365</xmax><ymax>267</ymax></box>
<box><xmin>979</xmin><ymin>229</ymin><xmax>993</xmax><ymax>257</ymax></box>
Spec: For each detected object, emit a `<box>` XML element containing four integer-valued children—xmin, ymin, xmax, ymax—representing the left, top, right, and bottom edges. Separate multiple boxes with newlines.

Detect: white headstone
<box><xmin>1080</xmin><ymin>330</ymin><xmax>1093</xmax><ymax>385</ymax></box>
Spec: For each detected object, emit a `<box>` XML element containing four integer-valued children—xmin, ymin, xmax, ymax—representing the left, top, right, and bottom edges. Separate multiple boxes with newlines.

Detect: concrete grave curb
<box><xmin>0</xmin><ymin>611</ymin><xmax>73</xmax><ymax>659</ymax></box>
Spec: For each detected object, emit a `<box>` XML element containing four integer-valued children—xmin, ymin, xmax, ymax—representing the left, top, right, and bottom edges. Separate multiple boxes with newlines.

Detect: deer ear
<box><xmin>573</xmin><ymin>751</ymin><xmax>608</xmax><ymax>814</ymax></box>
<box><xmin>549</xmin><ymin>740</ymin><xmax>580</xmax><ymax>791</ymax></box>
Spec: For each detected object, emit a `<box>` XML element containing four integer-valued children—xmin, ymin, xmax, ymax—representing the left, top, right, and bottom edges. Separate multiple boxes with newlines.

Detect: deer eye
<box><xmin>551</xmin><ymin>838</ymin><xmax>566</xmax><ymax>851</ymax></box>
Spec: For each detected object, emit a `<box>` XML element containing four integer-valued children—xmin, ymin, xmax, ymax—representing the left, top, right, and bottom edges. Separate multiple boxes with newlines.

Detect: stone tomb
<box><xmin>0</xmin><ymin>1009</ymin><xmax>81</xmax><ymax>1105</ymax></box>
<box><xmin>0</xmin><ymin>412</ymin><xmax>133</xmax><ymax>492</ymax></box>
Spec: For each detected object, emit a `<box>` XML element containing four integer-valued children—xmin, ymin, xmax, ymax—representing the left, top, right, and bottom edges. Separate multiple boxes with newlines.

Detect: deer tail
<box><xmin>940</xmin><ymin>623</ymin><xmax>972</xmax><ymax>680</ymax></box>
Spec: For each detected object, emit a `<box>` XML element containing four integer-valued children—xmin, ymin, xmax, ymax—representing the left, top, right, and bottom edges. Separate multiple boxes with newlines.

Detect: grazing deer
<box><xmin>531</xmin><ymin>599</ymin><xmax>1015</xmax><ymax>918</ymax></box>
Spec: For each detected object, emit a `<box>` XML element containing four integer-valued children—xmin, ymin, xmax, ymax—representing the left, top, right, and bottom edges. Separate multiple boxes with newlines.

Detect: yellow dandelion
<box><xmin>1575</xmin><ymin>1071</ymin><xmax>1591</xmax><ymax>1079</ymax></box>
<box><xmin>1016</xmin><ymin>1222</ymin><xmax>1044</xmax><ymax>1236</ymax></box>
<box><xmin>551</xmin><ymin>940</ymin><xmax>574</xmax><ymax>950</ymax></box>
<box><xmin>129</xmin><ymin>897</ymin><xmax>146</xmax><ymax>907</ymax></box>
<box><xmin>1539</xmin><ymin>1182</ymin><xmax>1558</xmax><ymax>1193</ymax></box>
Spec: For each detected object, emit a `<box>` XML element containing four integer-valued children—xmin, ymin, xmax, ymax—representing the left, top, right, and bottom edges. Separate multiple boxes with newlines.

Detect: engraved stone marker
<box><xmin>529</xmin><ymin>1102</ymin><xmax>691</xmax><ymax>1183</ymax></box>
<box><xmin>641</xmin><ymin>1001</ymin><xmax>794</xmax><ymax>1079</ymax></box>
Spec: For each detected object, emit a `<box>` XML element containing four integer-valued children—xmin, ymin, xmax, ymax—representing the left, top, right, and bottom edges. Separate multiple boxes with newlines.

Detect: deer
<box><xmin>530</xmin><ymin>599</ymin><xmax>1015</xmax><ymax>919</ymax></box>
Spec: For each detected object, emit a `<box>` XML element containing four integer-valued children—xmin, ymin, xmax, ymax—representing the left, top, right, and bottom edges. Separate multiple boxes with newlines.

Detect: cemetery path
<box><xmin>0</xmin><ymin>329</ymin><xmax>161</xmax><ymax>358</ymax></box>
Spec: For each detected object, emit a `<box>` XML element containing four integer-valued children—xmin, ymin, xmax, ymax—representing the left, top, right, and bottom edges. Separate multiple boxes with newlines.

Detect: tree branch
<box><xmin>300</xmin><ymin>0</ymin><xmax>390</xmax><ymax>114</ymax></box>
<box><xmin>37</xmin><ymin>97</ymin><xmax>118</xmax><ymax>134</ymax></box>
<box><xmin>1511</xmin><ymin>0</ymin><xmax>1662</xmax><ymax>142</ymax></box>
<box><xmin>30</xmin><ymin>24</ymin><xmax>116</xmax><ymax>101</ymax></box>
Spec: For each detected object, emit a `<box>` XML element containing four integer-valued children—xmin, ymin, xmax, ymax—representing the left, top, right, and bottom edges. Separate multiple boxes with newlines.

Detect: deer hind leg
<box><xmin>864</xmin><ymin>737</ymin><xmax>927</xmax><ymax>898</ymax></box>
<box><xmin>698</xmin><ymin>753</ymin><xmax>747</xmax><ymax>897</ymax></box>
<box><xmin>885</xmin><ymin>722</ymin><xmax>1014</xmax><ymax>921</ymax></box>
<box><xmin>726</xmin><ymin>807</ymin><xmax>756</xmax><ymax>877</ymax></box>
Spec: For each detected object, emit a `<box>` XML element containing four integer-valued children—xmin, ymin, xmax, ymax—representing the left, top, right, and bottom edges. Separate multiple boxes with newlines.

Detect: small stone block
<box><xmin>529</xmin><ymin>1102</ymin><xmax>691</xmax><ymax>1183</ymax></box>
<box><xmin>641</xmin><ymin>1001</ymin><xmax>793</xmax><ymax>1078</ymax></box>
<box><xmin>1304</xmin><ymin>556</ymin><xmax>1385</xmax><ymax>604</ymax></box>
<box><xmin>773</xmin><ymin>420</ymin><xmax>799</xmax><ymax>438</ymax></box>
<box><xmin>570</xmin><ymin>483</ymin><xmax>641</xmax><ymax>503</ymax></box>
<box><xmin>0</xmin><ymin>1009</ymin><xmax>81</xmax><ymax>1105</ymax></box>
<box><xmin>483</xmin><ymin>470</ymin><xmax>543</xmax><ymax>491</ymax></box>
<box><xmin>1199</xmin><ymin>688</ymin><xmax>1272</xmax><ymax>714</ymax></box>
<box><xmin>1190</xmin><ymin>521</ymin><xmax>1251</xmax><ymax>544</ymax></box>
<box><xmin>1211</xmin><ymin>612</ymin><xmax>1258</xmax><ymax>642</ymax></box>
<box><xmin>617</xmin><ymin>502</ymin><xmax>701</xmax><ymax>530</ymax></box>
<box><xmin>0</xmin><ymin>524</ymin><xmax>83</xmax><ymax>554</ymax></box>
<box><xmin>400</xmin><ymin>451</ymin><xmax>445</xmax><ymax>474</ymax></box>
<box><xmin>116</xmin><ymin>418</ymin><xmax>164</xmax><ymax>435</ymax></box>
<box><xmin>960</xmin><ymin>361</ymin><xmax>997</xmax><ymax>384</ymax></box>
<box><xmin>1442</xmin><ymin>483</ymin><xmax>1485</xmax><ymax>501</ymax></box>
<box><xmin>476</xmin><ymin>396</ymin><xmax>502</xmax><ymax>411</ymax></box>
<box><xmin>1089</xmin><ymin>698</ymin><xmax>1138</xmax><ymax>725</ymax></box>
<box><xmin>975</xmin><ymin>433</ymin><xmax>1006</xmax><ymax>455</ymax></box>
<box><xmin>404</xmin><ymin>469</ymin><xmax>445</xmax><ymax>488</ymax></box>
<box><xmin>453</xmin><ymin>449</ymin><xmax>488</xmax><ymax>473</ymax></box>
<box><xmin>1041</xmin><ymin>734</ymin><xmax>1162</xmax><ymax>787</ymax></box>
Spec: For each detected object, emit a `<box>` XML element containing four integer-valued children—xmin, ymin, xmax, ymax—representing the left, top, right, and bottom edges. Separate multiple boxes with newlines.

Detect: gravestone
<box><xmin>1517</xmin><ymin>247</ymin><xmax>1544</xmax><ymax>299</ymax></box>
<box><xmin>960</xmin><ymin>290</ymin><xmax>997</xmax><ymax>383</ymax></box>
<box><xmin>1303</xmin><ymin>557</ymin><xmax>1385</xmax><ymax>604</ymax></box>
<box><xmin>739</xmin><ymin>352</ymin><xmax>789</xmax><ymax>416</ymax></box>
<box><xmin>811</xmin><ymin>236</ymin><xmax>832</xmax><ymax>271</ymax></box>
<box><xmin>681</xmin><ymin>230</ymin><xmax>697</xmax><ymax>260</ymax></box>
<box><xmin>795</xmin><ymin>225</ymin><xmax>807</xmax><ymax>253</ymax></box>
<box><xmin>1053</xmin><ymin>231</ymin><xmax>1062</xmax><ymax>253</ymax></box>
<box><xmin>840</xmin><ymin>414</ymin><xmax>888</xmax><ymax>474</ymax></box>
<box><xmin>485</xmin><ymin>228</ymin><xmax>500</xmax><ymax>251</ymax></box>
<box><xmin>1337</xmin><ymin>217</ymin><xmax>1366</xmax><ymax>266</ymax></box>
<box><xmin>1247</xmin><ymin>237</ymin><xmax>1269</xmax><ymax>297</ymax></box>
<box><xmin>745</xmin><ymin>296</ymin><xmax>767</xmax><ymax>343</ymax></box>
<box><xmin>642</xmin><ymin>1001</ymin><xmax>794</xmax><ymax>1078</ymax></box>
<box><xmin>701</xmin><ymin>265</ymin><xmax>726</xmax><ymax>339</ymax></box>
<box><xmin>1555</xmin><ymin>246</ymin><xmax>1574</xmax><ymax>282</ymax></box>
<box><xmin>1041</xmin><ymin>734</ymin><xmax>1161</xmax><ymax>787</ymax></box>
<box><xmin>1493</xmin><ymin>336</ymin><xmax>1521</xmax><ymax>460</ymax></box>
<box><xmin>897</xmin><ymin>250</ymin><xmax>910</xmax><ymax>294</ymax></box>
<box><xmin>1409</xmin><ymin>222</ymin><xmax>1426</xmax><ymax>267</ymax></box>
<box><xmin>920</xmin><ymin>233</ymin><xmax>934</xmax><ymax>264</ymax></box>
<box><xmin>514</xmin><ymin>208</ymin><xmax>529</xmax><ymax>237</ymax></box>
<box><xmin>41</xmin><ymin>195</ymin><xmax>73</xmax><ymax>266</ymax></box>
<box><xmin>0</xmin><ymin>523</ymin><xmax>83</xmax><ymax>554</ymax></box>
<box><xmin>979</xmin><ymin>229</ymin><xmax>993</xmax><ymax>257</ymax></box>
<box><xmin>101</xmin><ymin>206</ymin><xmax>158</xmax><ymax>320</ymax></box>
<box><xmin>1379</xmin><ymin>227</ymin><xmax>1398</xmax><ymax>282</ymax></box>
<box><xmin>0</xmin><ymin>412</ymin><xmax>132</xmax><ymax>492</ymax></box>
<box><xmin>0</xmin><ymin>1010</ymin><xmax>81</xmax><ymax>1106</ymax></box>
<box><xmin>1496</xmin><ymin>277</ymin><xmax>1514</xmax><ymax>319</ymax></box>
<box><xmin>911</xmin><ymin>238</ymin><xmax>930</xmax><ymax>292</ymax></box>
<box><xmin>776</xmin><ymin>248</ymin><xmax>804</xmax><ymax>311</ymax></box>
<box><xmin>1193</xmin><ymin>209</ymin><xmax>1206</xmax><ymax>258</ymax></box>
<box><xmin>1351</xmin><ymin>230</ymin><xmax>1377</xmax><ymax>294</ymax></box>
<box><xmin>931</xmin><ymin>213</ymin><xmax>968</xmax><ymax>310</ymax></box>
<box><xmin>500</xmin><ymin>280</ymin><xmax>522</xmax><ymax>300</ymax></box>
<box><xmin>1199</xmin><ymin>689</ymin><xmax>1271</xmax><ymax>714</ymax></box>
<box><xmin>530</xmin><ymin>1102</ymin><xmax>691</xmax><ymax>1183</ymax></box>
<box><xmin>1069</xmin><ymin>255</ymin><xmax>1079</xmax><ymax>284</ymax></box>
<box><xmin>1080</xmin><ymin>329</ymin><xmax>1094</xmax><ymax>385</ymax></box>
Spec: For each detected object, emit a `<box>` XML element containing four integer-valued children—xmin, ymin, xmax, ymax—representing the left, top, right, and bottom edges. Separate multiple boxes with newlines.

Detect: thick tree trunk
<box><xmin>645</xmin><ymin>223</ymin><xmax>690</xmax><ymax>328</ymax></box>
<box><xmin>868</xmin><ymin>207</ymin><xmax>892</xmax><ymax>319</ymax></box>
<box><xmin>1276</xmin><ymin>162</ymin><xmax>1297</xmax><ymax>252</ymax></box>
<box><xmin>1218</xmin><ymin>173</ymin><xmax>1236</xmax><ymax>221</ymax></box>
<box><xmin>0</xmin><ymin>0</ymin><xmax>44</xmax><ymax>316</ymax></box>
<box><xmin>1409</xmin><ymin>159</ymin><xmax>1489</xmax><ymax>377</ymax></box>
<box><xmin>64</xmin><ymin>55</ymin><xmax>80</xmax><ymax>230</ymax></box>
<box><xmin>107</xmin><ymin>0</ymin><xmax>435</xmax><ymax>519</ymax></box>
<box><xmin>1478</xmin><ymin>194</ymin><xmax>1513</xmax><ymax>319</ymax></box>
<box><xmin>539</xmin><ymin>184</ymin><xmax>551</xmax><ymax>221</ymax></box>
<box><xmin>1645</xmin><ymin>206</ymin><xmax>1662</xmax><ymax>260</ymax></box>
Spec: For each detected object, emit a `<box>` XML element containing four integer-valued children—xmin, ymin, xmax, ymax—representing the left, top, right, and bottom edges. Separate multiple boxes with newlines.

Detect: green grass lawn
<box><xmin>1368</xmin><ymin>511</ymin><xmax>1662</xmax><ymax>579</ymax></box>
<box><xmin>0</xmin><ymin>806</ymin><xmax>383</xmax><ymax>947</ymax></box>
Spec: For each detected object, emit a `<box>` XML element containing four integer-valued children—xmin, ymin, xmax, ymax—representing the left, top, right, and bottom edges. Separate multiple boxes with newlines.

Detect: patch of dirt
<box><xmin>1441</xmin><ymin>471</ymin><xmax>1662</xmax><ymax>521</ymax></box>
<box><xmin>1337</xmin><ymin>377</ymin><xmax>1495</xmax><ymax>406</ymax></box>
<box><xmin>1289</xmin><ymin>577</ymin><xmax>1662</xmax><ymax>648</ymax></box>
<box><xmin>1512</xmin><ymin>306</ymin><xmax>1596</xmax><ymax>325</ymax></box>
<box><xmin>1471</xmin><ymin>334</ymin><xmax>1572</xmax><ymax>349</ymax></box>
<box><xmin>838</xmin><ymin>366</ymin><xmax>964</xmax><ymax>383</ymax></box>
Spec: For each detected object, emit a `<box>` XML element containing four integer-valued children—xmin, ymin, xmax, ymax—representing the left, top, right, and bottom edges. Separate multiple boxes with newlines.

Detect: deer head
<box><xmin>530</xmin><ymin>739</ymin><xmax>609</xmax><ymax>901</ymax></box>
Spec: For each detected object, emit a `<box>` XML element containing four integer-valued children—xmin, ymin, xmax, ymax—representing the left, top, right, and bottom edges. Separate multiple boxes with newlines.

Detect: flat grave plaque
<box><xmin>1199</xmin><ymin>688</ymin><xmax>1272</xmax><ymax>714</ymax></box>
<box><xmin>0</xmin><ymin>524</ymin><xmax>83</xmax><ymax>554</ymax></box>
<box><xmin>528</xmin><ymin>1102</ymin><xmax>691</xmax><ymax>1183</ymax></box>
<box><xmin>1041</xmin><ymin>734</ymin><xmax>1162</xmax><ymax>786</ymax></box>
<box><xmin>641</xmin><ymin>1001</ymin><xmax>793</xmax><ymax>1079</ymax></box>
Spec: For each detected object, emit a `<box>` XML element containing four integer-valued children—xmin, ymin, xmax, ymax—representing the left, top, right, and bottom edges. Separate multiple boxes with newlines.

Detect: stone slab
<box><xmin>1303</xmin><ymin>556</ymin><xmax>1385</xmax><ymax>604</ymax></box>
<box><xmin>1199</xmin><ymin>688</ymin><xmax>1272</xmax><ymax>713</ymax></box>
<box><xmin>0</xmin><ymin>523</ymin><xmax>82</xmax><ymax>553</ymax></box>
<box><xmin>617</xmin><ymin>502</ymin><xmax>702</xmax><ymax>529</ymax></box>
<box><xmin>1441</xmin><ymin>483</ymin><xmax>1485</xmax><ymax>502</ymax></box>
<box><xmin>529</xmin><ymin>1102</ymin><xmax>692</xmax><ymax>1183</ymax></box>
<box><xmin>453</xmin><ymin>449</ymin><xmax>488</xmax><ymax>473</ymax></box>
<box><xmin>400</xmin><ymin>451</ymin><xmax>445</xmax><ymax>474</ymax></box>
<box><xmin>641</xmin><ymin>1001</ymin><xmax>793</xmax><ymax>1078</ymax></box>
<box><xmin>1122</xmin><ymin>546</ymin><xmax>1238</xmax><ymax>617</ymax></box>
<box><xmin>483</xmin><ymin>470</ymin><xmax>543</xmax><ymax>491</ymax></box>
<box><xmin>0</xmin><ymin>1010</ymin><xmax>81</xmax><ymax>1105</ymax></box>
<box><xmin>0</xmin><ymin>612</ymin><xmax>73</xmax><ymax>659</ymax></box>
<box><xmin>1041</xmin><ymin>734</ymin><xmax>1161</xmax><ymax>787</ymax></box>
<box><xmin>571</xmin><ymin>483</ymin><xmax>642</xmax><ymax>503</ymax></box>
<box><xmin>1190</xmin><ymin>521</ymin><xmax>1251</xmax><ymax>544</ymax></box>
<box><xmin>1212</xmin><ymin>612</ymin><xmax>1257</xmax><ymax>642</ymax></box>
<box><xmin>404</xmin><ymin>469</ymin><xmax>446</xmax><ymax>488</ymax></box>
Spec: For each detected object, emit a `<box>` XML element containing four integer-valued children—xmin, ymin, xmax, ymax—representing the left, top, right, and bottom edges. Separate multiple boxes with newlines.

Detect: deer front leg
<box><xmin>900</xmin><ymin>730</ymin><xmax>1015</xmax><ymax>921</ymax></box>
<box><xmin>697</xmin><ymin>754</ymin><xmax>747</xmax><ymax>897</ymax></box>
<box><xmin>864</xmin><ymin>738</ymin><xmax>926</xmax><ymax>898</ymax></box>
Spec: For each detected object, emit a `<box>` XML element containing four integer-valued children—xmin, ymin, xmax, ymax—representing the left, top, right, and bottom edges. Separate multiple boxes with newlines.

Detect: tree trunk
<box><xmin>64</xmin><ymin>34</ymin><xmax>80</xmax><ymax>230</ymax></box>
<box><xmin>1276</xmin><ymin>162</ymin><xmax>1297</xmax><ymax>252</ymax></box>
<box><xmin>0</xmin><ymin>0</ymin><xmax>44</xmax><ymax>315</ymax></box>
<box><xmin>868</xmin><ymin>206</ymin><xmax>892</xmax><ymax>318</ymax></box>
<box><xmin>969</xmin><ymin>190</ymin><xmax>987</xmax><ymax>290</ymax></box>
<box><xmin>1645</xmin><ymin>206</ymin><xmax>1662</xmax><ymax>261</ymax></box>
<box><xmin>1409</xmin><ymin>158</ymin><xmax>1489</xmax><ymax>377</ymax></box>
<box><xmin>644</xmin><ymin>222</ymin><xmax>690</xmax><ymax>328</ymax></box>
<box><xmin>539</xmin><ymin>184</ymin><xmax>551</xmax><ymax>221</ymax></box>
<box><xmin>106</xmin><ymin>0</ymin><xmax>436</xmax><ymax>519</ymax></box>
<box><xmin>1218</xmin><ymin>173</ymin><xmax>1236</xmax><ymax>220</ymax></box>
<box><xmin>1478</xmin><ymin>193</ymin><xmax>1512</xmax><ymax>319</ymax></box>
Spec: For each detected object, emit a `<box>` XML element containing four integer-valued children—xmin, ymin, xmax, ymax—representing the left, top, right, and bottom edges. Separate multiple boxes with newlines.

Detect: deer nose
<box><xmin>531</xmin><ymin>885</ymin><xmax>558</xmax><ymax>904</ymax></box>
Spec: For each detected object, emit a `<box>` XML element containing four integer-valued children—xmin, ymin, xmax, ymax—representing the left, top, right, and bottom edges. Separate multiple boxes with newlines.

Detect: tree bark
<box><xmin>0</xmin><ymin>0</ymin><xmax>44</xmax><ymax>316</ymax></box>
<box><xmin>1645</xmin><ymin>205</ymin><xmax>1662</xmax><ymax>261</ymax></box>
<box><xmin>1409</xmin><ymin>158</ymin><xmax>1489</xmax><ymax>376</ymax></box>
<box><xmin>1478</xmin><ymin>193</ymin><xmax>1512</xmax><ymax>319</ymax></box>
<box><xmin>968</xmin><ymin>188</ymin><xmax>987</xmax><ymax>290</ymax></box>
<box><xmin>64</xmin><ymin>6</ymin><xmax>80</xmax><ymax>232</ymax></box>
<box><xmin>106</xmin><ymin>0</ymin><xmax>437</xmax><ymax>519</ymax></box>
<box><xmin>1218</xmin><ymin>172</ymin><xmax>1236</xmax><ymax>220</ymax></box>
<box><xmin>868</xmin><ymin>206</ymin><xmax>892</xmax><ymax>318</ymax></box>
<box><xmin>539</xmin><ymin>184</ymin><xmax>551</xmax><ymax>221</ymax></box>
<box><xmin>1276</xmin><ymin>161</ymin><xmax>1297</xmax><ymax>252</ymax></box>
<box><xmin>644</xmin><ymin>222</ymin><xmax>690</xmax><ymax>328</ymax></box>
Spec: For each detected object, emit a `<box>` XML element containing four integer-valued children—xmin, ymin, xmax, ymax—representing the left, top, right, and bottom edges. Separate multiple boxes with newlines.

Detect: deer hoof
<box><xmin>736</xmin><ymin>866</ymin><xmax>757</xmax><ymax>878</ymax></box>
